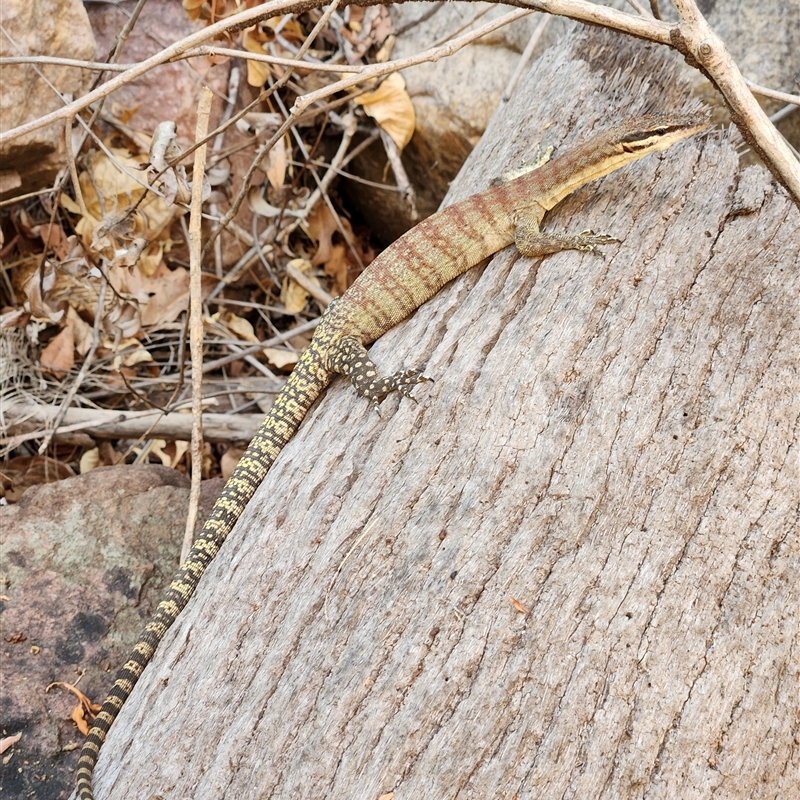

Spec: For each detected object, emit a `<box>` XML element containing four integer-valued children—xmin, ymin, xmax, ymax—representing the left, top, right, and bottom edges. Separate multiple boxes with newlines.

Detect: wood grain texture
<box><xmin>86</xmin><ymin>29</ymin><xmax>799</xmax><ymax>800</ymax></box>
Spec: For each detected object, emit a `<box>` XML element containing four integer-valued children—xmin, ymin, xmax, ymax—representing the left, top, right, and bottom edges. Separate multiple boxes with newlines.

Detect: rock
<box><xmin>0</xmin><ymin>0</ymin><xmax>96</xmax><ymax>200</ymax></box>
<box><xmin>0</xmin><ymin>465</ymin><xmax>223</xmax><ymax>800</ymax></box>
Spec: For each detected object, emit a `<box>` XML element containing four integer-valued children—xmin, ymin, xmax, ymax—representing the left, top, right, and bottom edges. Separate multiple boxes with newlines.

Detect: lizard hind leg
<box><xmin>326</xmin><ymin>335</ymin><xmax>428</xmax><ymax>406</ymax></box>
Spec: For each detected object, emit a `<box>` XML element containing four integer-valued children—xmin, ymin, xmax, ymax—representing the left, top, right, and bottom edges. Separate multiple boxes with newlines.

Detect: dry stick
<box><xmin>0</xmin><ymin>55</ymin><xmax>132</xmax><ymax>71</ymax></box>
<box><xmin>64</xmin><ymin>115</ymin><xmax>89</xmax><ymax>219</ymax></box>
<box><xmin>2</xmin><ymin>404</ymin><xmax>269</xmax><ymax>446</ymax></box>
<box><xmin>669</xmin><ymin>0</ymin><xmax>799</xmax><ymax>202</ymax></box>
<box><xmin>183</xmin><ymin>85</ymin><xmax>214</xmax><ymax>564</ymax></box>
<box><xmin>285</xmin><ymin>262</ymin><xmax>334</xmax><ymax>307</ymax></box>
<box><xmin>502</xmin><ymin>13</ymin><xmax>550</xmax><ymax>102</ymax></box>
<box><xmin>744</xmin><ymin>82</ymin><xmax>800</xmax><ymax>107</ymax></box>
<box><xmin>378</xmin><ymin>127</ymin><xmax>418</xmax><ymax>220</ymax></box>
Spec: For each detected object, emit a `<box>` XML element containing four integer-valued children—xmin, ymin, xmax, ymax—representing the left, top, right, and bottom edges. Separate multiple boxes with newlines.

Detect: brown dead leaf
<box><xmin>323</xmin><ymin>242</ymin><xmax>352</xmax><ymax>296</ymax></box>
<box><xmin>36</xmin><ymin>222</ymin><xmax>71</xmax><ymax>259</ymax></box>
<box><xmin>510</xmin><ymin>596</ymin><xmax>532</xmax><ymax>616</ymax></box>
<box><xmin>354</xmin><ymin>72</ymin><xmax>415</xmax><ymax>151</ymax></box>
<box><xmin>39</xmin><ymin>324</ymin><xmax>74</xmax><ymax>377</ymax></box>
<box><xmin>109</xmin><ymin>261</ymin><xmax>190</xmax><ymax>329</ymax></box>
<box><xmin>67</xmin><ymin>305</ymin><xmax>93</xmax><ymax>357</ymax></box>
<box><xmin>145</xmin><ymin>439</ymin><xmax>189</xmax><ymax>470</ymax></box>
<box><xmin>307</xmin><ymin>204</ymin><xmax>338</xmax><ymax>266</ymax></box>
<box><xmin>46</xmin><ymin>681</ymin><xmax>101</xmax><ymax>736</ymax></box>
<box><xmin>307</xmin><ymin>206</ymin><xmax>358</xmax><ymax>293</ymax></box>
<box><xmin>243</xmin><ymin>25</ymin><xmax>272</xmax><ymax>86</ymax></box>
<box><xmin>72</xmin><ymin>147</ymin><xmax>173</xmax><ymax>268</ymax></box>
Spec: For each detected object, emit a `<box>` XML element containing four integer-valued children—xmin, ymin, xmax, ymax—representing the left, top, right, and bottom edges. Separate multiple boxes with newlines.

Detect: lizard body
<box><xmin>77</xmin><ymin>112</ymin><xmax>708</xmax><ymax>799</ymax></box>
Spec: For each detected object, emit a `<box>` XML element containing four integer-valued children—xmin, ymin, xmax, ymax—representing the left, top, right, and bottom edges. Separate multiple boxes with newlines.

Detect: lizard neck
<box><xmin>524</xmin><ymin>113</ymin><xmax>708</xmax><ymax>211</ymax></box>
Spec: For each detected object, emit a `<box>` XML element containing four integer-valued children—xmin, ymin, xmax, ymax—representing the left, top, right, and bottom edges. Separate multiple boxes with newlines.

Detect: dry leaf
<box><xmin>243</xmin><ymin>25</ymin><xmax>272</xmax><ymax>86</ymax></box>
<box><xmin>72</xmin><ymin>147</ymin><xmax>173</xmax><ymax>268</ymax></box>
<box><xmin>107</xmin><ymin>338</ymin><xmax>154</xmax><ymax>370</ymax></box>
<box><xmin>39</xmin><ymin>324</ymin><xmax>74</xmax><ymax>377</ymax></box>
<box><xmin>354</xmin><ymin>72</ymin><xmax>415</xmax><ymax>151</ymax></box>
<box><xmin>109</xmin><ymin>261</ymin><xmax>190</xmax><ymax>329</ymax></box>
<box><xmin>510</xmin><ymin>596</ymin><xmax>532</xmax><ymax>616</ymax></box>
<box><xmin>323</xmin><ymin>242</ymin><xmax>352</xmax><ymax>296</ymax></box>
<box><xmin>266</xmin><ymin>135</ymin><xmax>288</xmax><ymax>192</ymax></box>
<box><xmin>149</xmin><ymin>439</ymin><xmax>189</xmax><ymax>469</ymax></box>
<box><xmin>67</xmin><ymin>306</ymin><xmax>93</xmax><ymax>357</ymax></box>
<box><xmin>36</xmin><ymin>222</ymin><xmax>71</xmax><ymax>259</ymax></box>
<box><xmin>280</xmin><ymin>258</ymin><xmax>317</xmax><ymax>314</ymax></box>
<box><xmin>307</xmin><ymin>206</ymin><xmax>358</xmax><ymax>292</ymax></box>
<box><xmin>71</xmin><ymin>704</ymin><xmax>92</xmax><ymax>736</ymax></box>
<box><xmin>248</xmin><ymin>186</ymin><xmax>283</xmax><ymax>218</ymax></box>
<box><xmin>80</xmin><ymin>448</ymin><xmax>100</xmax><ymax>474</ymax></box>
<box><xmin>208</xmin><ymin>309</ymin><xmax>259</xmax><ymax>343</ymax></box>
<box><xmin>262</xmin><ymin>347</ymin><xmax>298</xmax><ymax>369</ymax></box>
<box><xmin>46</xmin><ymin>681</ymin><xmax>101</xmax><ymax>736</ymax></box>
<box><xmin>0</xmin><ymin>733</ymin><xmax>21</xmax><ymax>755</ymax></box>
<box><xmin>307</xmin><ymin>205</ymin><xmax>338</xmax><ymax>266</ymax></box>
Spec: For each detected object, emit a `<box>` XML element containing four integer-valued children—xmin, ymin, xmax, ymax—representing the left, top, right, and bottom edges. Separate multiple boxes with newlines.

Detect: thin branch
<box><xmin>670</xmin><ymin>0</ymin><xmax>800</xmax><ymax>202</ymax></box>
<box><xmin>183</xmin><ymin>85</ymin><xmax>213</xmax><ymax>563</ymax></box>
<box><xmin>0</xmin><ymin>55</ymin><xmax>131</xmax><ymax>71</ymax></box>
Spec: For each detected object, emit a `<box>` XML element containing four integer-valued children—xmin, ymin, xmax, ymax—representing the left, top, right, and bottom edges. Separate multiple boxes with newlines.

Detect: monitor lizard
<box><xmin>77</xmin><ymin>111</ymin><xmax>709</xmax><ymax>799</ymax></box>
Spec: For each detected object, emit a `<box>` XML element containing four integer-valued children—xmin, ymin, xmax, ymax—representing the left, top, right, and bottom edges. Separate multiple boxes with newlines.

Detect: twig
<box><xmin>179</xmin><ymin>46</ymin><xmax>364</xmax><ymax>73</ymax></box>
<box><xmin>285</xmin><ymin>262</ymin><xmax>334</xmax><ymax>307</ymax></box>
<box><xmin>744</xmin><ymin>81</ymin><xmax>800</xmax><ymax>108</ymax></box>
<box><xmin>183</xmin><ymin>85</ymin><xmax>213</xmax><ymax>563</ymax></box>
<box><xmin>3</xmin><ymin>403</ymin><xmax>271</xmax><ymax>445</ymax></box>
<box><xmin>0</xmin><ymin>56</ymin><xmax>131</xmax><ymax>71</ymax></box>
<box><xmin>670</xmin><ymin>0</ymin><xmax>800</xmax><ymax>202</ymax></box>
<box><xmin>64</xmin><ymin>115</ymin><xmax>89</xmax><ymax>219</ymax></box>
<box><xmin>502</xmin><ymin>13</ymin><xmax>550</xmax><ymax>102</ymax></box>
<box><xmin>379</xmin><ymin>127</ymin><xmax>418</xmax><ymax>220</ymax></box>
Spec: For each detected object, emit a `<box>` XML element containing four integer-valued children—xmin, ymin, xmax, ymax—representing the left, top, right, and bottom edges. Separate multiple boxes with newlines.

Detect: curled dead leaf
<box><xmin>46</xmin><ymin>681</ymin><xmax>101</xmax><ymax>736</ymax></box>
<box><xmin>354</xmin><ymin>72</ymin><xmax>415</xmax><ymax>151</ymax></box>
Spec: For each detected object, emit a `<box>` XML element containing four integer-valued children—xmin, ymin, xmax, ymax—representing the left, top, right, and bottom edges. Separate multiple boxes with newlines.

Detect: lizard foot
<box><xmin>326</xmin><ymin>336</ymin><xmax>431</xmax><ymax>406</ymax></box>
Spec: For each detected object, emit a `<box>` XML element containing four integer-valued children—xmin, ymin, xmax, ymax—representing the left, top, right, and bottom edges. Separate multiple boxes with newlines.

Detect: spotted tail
<box><xmin>76</xmin><ymin>343</ymin><xmax>330</xmax><ymax>800</ymax></box>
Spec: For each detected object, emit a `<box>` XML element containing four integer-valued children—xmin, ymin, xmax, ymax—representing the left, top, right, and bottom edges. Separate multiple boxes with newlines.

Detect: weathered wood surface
<box><xmin>88</xmin><ymin>30</ymin><xmax>799</xmax><ymax>800</ymax></box>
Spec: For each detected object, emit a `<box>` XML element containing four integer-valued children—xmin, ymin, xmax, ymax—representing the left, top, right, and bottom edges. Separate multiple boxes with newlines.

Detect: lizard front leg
<box><xmin>514</xmin><ymin>214</ymin><xmax>618</xmax><ymax>258</ymax></box>
<box><xmin>325</xmin><ymin>336</ymin><xmax>428</xmax><ymax>404</ymax></box>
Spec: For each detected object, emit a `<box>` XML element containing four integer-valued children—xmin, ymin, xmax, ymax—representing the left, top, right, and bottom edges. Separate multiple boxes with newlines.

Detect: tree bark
<box><xmin>88</xmin><ymin>29</ymin><xmax>799</xmax><ymax>800</ymax></box>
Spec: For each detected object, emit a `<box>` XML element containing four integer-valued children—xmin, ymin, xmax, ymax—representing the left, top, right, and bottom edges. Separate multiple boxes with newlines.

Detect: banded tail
<box><xmin>76</xmin><ymin>344</ymin><xmax>331</xmax><ymax>800</ymax></box>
